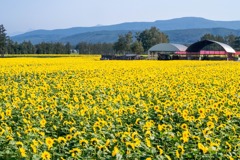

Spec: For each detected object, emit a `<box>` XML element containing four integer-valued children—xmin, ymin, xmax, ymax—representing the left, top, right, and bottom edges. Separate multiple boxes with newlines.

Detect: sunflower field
<box><xmin>0</xmin><ymin>56</ymin><xmax>239</xmax><ymax>160</ymax></box>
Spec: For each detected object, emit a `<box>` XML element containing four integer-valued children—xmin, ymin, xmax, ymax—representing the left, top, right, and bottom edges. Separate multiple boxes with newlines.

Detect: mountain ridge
<box><xmin>11</xmin><ymin>17</ymin><xmax>240</xmax><ymax>44</ymax></box>
<box><xmin>59</xmin><ymin>28</ymin><xmax>240</xmax><ymax>45</ymax></box>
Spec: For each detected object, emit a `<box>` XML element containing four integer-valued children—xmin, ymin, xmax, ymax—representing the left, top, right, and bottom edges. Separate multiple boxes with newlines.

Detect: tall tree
<box><xmin>6</xmin><ymin>39</ymin><xmax>16</xmax><ymax>54</ymax></box>
<box><xmin>125</xmin><ymin>32</ymin><xmax>133</xmax><ymax>52</ymax></box>
<box><xmin>19</xmin><ymin>41</ymin><xmax>35</xmax><ymax>54</ymax></box>
<box><xmin>76</xmin><ymin>42</ymin><xmax>91</xmax><ymax>54</ymax></box>
<box><xmin>65</xmin><ymin>42</ymin><xmax>71</xmax><ymax>54</ymax></box>
<box><xmin>136</xmin><ymin>27</ymin><xmax>169</xmax><ymax>51</ymax></box>
<box><xmin>224</xmin><ymin>34</ymin><xmax>237</xmax><ymax>46</ymax></box>
<box><xmin>215</xmin><ymin>35</ymin><xmax>224</xmax><ymax>43</ymax></box>
<box><xmin>200</xmin><ymin>34</ymin><xmax>240</xmax><ymax>51</ymax></box>
<box><xmin>0</xmin><ymin>25</ymin><xmax>8</xmax><ymax>57</ymax></box>
<box><xmin>113</xmin><ymin>32</ymin><xmax>133</xmax><ymax>54</ymax></box>
<box><xmin>233</xmin><ymin>36</ymin><xmax>240</xmax><ymax>51</ymax></box>
<box><xmin>200</xmin><ymin>33</ymin><xmax>216</xmax><ymax>41</ymax></box>
<box><xmin>131</xmin><ymin>41</ymin><xmax>144</xmax><ymax>54</ymax></box>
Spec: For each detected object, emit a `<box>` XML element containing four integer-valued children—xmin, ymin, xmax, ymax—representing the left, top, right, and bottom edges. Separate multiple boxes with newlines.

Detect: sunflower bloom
<box><xmin>112</xmin><ymin>146</ymin><xmax>119</xmax><ymax>157</ymax></box>
<box><xmin>41</xmin><ymin>151</ymin><xmax>51</xmax><ymax>160</ymax></box>
<box><xmin>157</xmin><ymin>146</ymin><xmax>163</xmax><ymax>155</ymax></box>
<box><xmin>58</xmin><ymin>137</ymin><xmax>67</xmax><ymax>144</ymax></box>
<box><xmin>40</xmin><ymin>118</ymin><xmax>47</xmax><ymax>127</ymax></box>
<box><xmin>198</xmin><ymin>143</ymin><xmax>208</xmax><ymax>154</ymax></box>
<box><xmin>176</xmin><ymin>150</ymin><xmax>180</xmax><ymax>158</ymax></box>
<box><xmin>79</xmin><ymin>139</ymin><xmax>88</xmax><ymax>146</ymax></box>
<box><xmin>91</xmin><ymin>138</ymin><xmax>99</xmax><ymax>146</ymax></box>
<box><xmin>45</xmin><ymin>137</ymin><xmax>54</xmax><ymax>150</ymax></box>
<box><xmin>19</xmin><ymin>147</ymin><xmax>27</xmax><ymax>157</ymax></box>
<box><xmin>181</xmin><ymin>123</ymin><xmax>188</xmax><ymax>130</ymax></box>
<box><xmin>69</xmin><ymin>148</ymin><xmax>81</xmax><ymax>157</ymax></box>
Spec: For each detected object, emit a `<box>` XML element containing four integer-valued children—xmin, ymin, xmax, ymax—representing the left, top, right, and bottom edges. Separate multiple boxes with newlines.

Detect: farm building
<box><xmin>148</xmin><ymin>40</ymin><xmax>239</xmax><ymax>60</ymax></box>
<box><xmin>185</xmin><ymin>40</ymin><xmax>237</xmax><ymax>60</ymax></box>
<box><xmin>148</xmin><ymin>43</ymin><xmax>187</xmax><ymax>60</ymax></box>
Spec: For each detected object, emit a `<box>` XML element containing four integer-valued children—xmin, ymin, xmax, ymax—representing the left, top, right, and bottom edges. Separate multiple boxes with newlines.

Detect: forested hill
<box><xmin>165</xmin><ymin>28</ymin><xmax>240</xmax><ymax>44</ymax></box>
<box><xmin>11</xmin><ymin>17</ymin><xmax>240</xmax><ymax>44</ymax></box>
<box><xmin>58</xmin><ymin>28</ymin><xmax>240</xmax><ymax>45</ymax></box>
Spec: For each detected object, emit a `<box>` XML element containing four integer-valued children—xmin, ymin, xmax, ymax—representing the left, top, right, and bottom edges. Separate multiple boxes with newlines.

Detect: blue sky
<box><xmin>1</xmin><ymin>0</ymin><xmax>240</xmax><ymax>35</ymax></box>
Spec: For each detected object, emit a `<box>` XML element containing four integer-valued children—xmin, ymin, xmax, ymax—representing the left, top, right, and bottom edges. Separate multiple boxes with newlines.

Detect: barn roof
<box><xmin>186</xmin><ymin>40</ymin><xmax>236</xmax><ymax>53</ymax></box>
<box><xmin>148</xmin><ymin>43</ymin><xmax>188</xmax><ymax>52</ymax></box>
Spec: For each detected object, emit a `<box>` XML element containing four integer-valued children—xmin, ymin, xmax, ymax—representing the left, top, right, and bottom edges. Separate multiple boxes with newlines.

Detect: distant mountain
<box><xmin>11</xmin><ymin>17</ymin><xmax>240</xmax><ymax>44</ymax></box>
<box><xmin>59</xmin><ymin>28</ymin><xmax>240</xmax><ymax>45</ymax></box>
<box><xmin>60</xmin><ymin>30</ymin><xmax>138</xmax><ymax>45</ymax></box>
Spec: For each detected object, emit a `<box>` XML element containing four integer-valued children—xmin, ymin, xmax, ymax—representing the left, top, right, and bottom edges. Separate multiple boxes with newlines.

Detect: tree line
<box><xmin>200</xmin><ymin>33</ymin><xmax>240</xmax><ymax>51</ymax></box>
<box><xmin>1</xmin><ymin>24</ymin><xmax>240</xmax><ymax>57</ymax></box>
<box><xmin>75</xmin><ymin>42</ymin><xmax>114</xmax><ymax>54</ymax></box>
<box><xmin>75</xmin><ymin>33</ymin><xmax>240</xmax><ymax>54</ymax></box>
<box><xmin>113</xmin><ymin>27</ymin><xmax>169</xmax><ymax>54</ymax></box>
<box><xmin>0</xmin><ymin>25</ymin><xmax>169</xmax><ymax>56</ymax></box>
<box><xmin>74</xmin><ymin>27</ymin><xmax>169</xmax><ymax>55</ymax></box>
<box><xmin>7</xmin><ymin>41</ymin><xmax>72</xmax><ymax>54</ymax></box>
<box><xmin>0</xmin><ymin>25</ymin><xmax>72</xmax><ymax>57</ymax></box>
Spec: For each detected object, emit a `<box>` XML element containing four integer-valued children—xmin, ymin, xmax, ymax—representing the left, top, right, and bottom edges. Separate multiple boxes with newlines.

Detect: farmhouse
<box><xmin>148</xmin><ymin>43</ymin><xmax>187</xmax><ymax>60</ymax></box>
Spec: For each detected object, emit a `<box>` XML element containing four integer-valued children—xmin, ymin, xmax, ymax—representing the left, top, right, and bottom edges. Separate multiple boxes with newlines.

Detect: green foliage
<box><xmin>0</xmin><ymin>24</ymin><xmax>8</xmax><ymax>57</ymax></box>
<box><xmin>19</xmin><ymin>41</ymin><xmax>36</xmax><ymax>54</ymax></box>
<box><xmin>233</xmin><ymin>36</ymin><xmax>240</xmax><ymax>51</ymax></box>
<box><xmin>136</xmin><ymin>27</ymin><xmax>169</xmax><ymax>51</ymax></box>
<box><xmin>5</xmin><ymin>41</ymin><xmax>71</xmax><ymax>54</ymax></box>
<box><xmin>201</xmin><ymin>34</ymin><xmax>224</xmax><ymax>42</ymax></box>
<box><xmin>200</xmin><ymin>33</ymin><xmax>240</xmax><ymax>51</ymax></box>
<box><xmin>131</xmin><ymin>41</ymin><xmax>144</xmax><ymax>54</ymax></box>
<box><xmin>0</xmin><ymin>25</ymin><xmax>72</xmax><ymax>55</ymax></box>
<box><xmin>114</xmin><ymin>28</ymin><xmax>169</xmax><ymax>54</ymax></box>
<box><xmin>35</xmin><ymin>42</ymin><xmax>71</xmax><ymax>54</ymax></box>
<box><xmin>75</xmin><ymin>42</ymin><xmax>114</xmax><ymax>54</ymax></box>
<box><xmin>113</xmin><ymin>32</ymin><xmax>133</xmax><ymax>54</ymax></box>
<box><xmin>65</xmin><ymin>42</ymin><xmax>71</xmax><ymax>54</ymax></box>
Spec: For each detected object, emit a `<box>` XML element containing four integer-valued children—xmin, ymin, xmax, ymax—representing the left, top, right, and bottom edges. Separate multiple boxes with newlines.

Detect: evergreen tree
<box><xmin>0</xmin><ymin>25</ymin><xmax>8</xmax><ymax>57</ymax></box>
<box><xmin>76</xmin><ymin>42</ymin><xmax>90</xmax><ymax>54</ymax></box>
<box><xmin>6</xmin><ymin>39</ymin><xmax>16</xmax><ymax>54</ymax></box>
<box><xmin>224</xmin><ymin>35</ymin><xmax>237</xmax><ymax>47</ymax></box>
<box><xmin>19</xmin><ymin>41</ymin><xmax>35</xmax><ymax>54</ymax></box>
<box><xmin>233</xmin><ymin>36</ymin><xmax>240</xmax><ymax>51</ymax></box>
<box><xmin>201</xmin><ymin>33</ymin><xmax>216</xmax><ymax>41</ymax></box>
<box><xmin>65</xmin><ymin>42</ymin><xmax>71</xmax><ymax>54</ymax></box>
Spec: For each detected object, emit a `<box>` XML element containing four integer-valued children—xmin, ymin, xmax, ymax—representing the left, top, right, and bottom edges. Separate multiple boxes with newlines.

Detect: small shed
<box><xmin>148</xmin><ymin>43</ymin><xmax>187</xmax><ymax>60</ymax></box>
